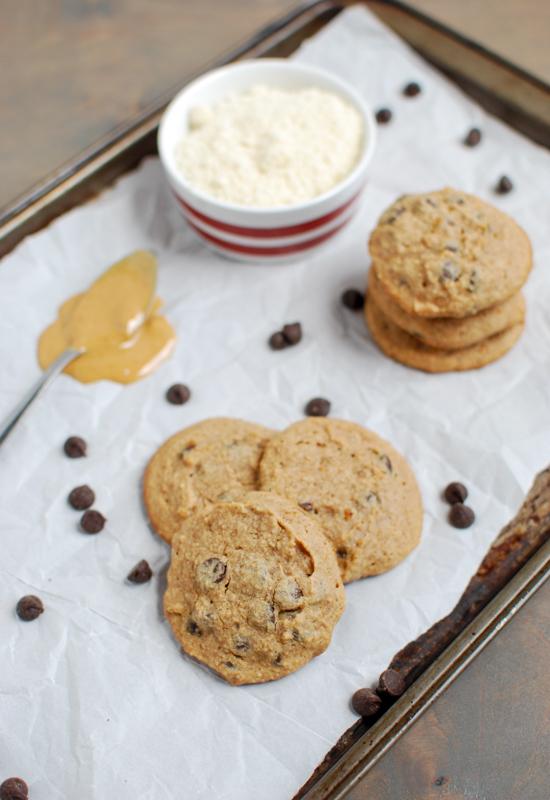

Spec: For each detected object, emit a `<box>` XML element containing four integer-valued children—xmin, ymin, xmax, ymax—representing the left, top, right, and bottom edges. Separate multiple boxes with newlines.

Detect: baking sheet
<box><xmin>1</xmin><ymin>5</ymin><xmax>550</xmax><ymax>798</ymax></box>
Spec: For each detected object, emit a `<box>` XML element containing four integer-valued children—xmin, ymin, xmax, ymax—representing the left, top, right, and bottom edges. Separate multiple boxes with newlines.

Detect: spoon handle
<box><xmin>0</xmin><ymin>349</ymin><xmax>80</xmax><ymax>447</ymax></box>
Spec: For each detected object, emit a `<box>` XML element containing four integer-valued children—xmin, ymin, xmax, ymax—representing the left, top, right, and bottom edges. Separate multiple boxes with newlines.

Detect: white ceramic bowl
<box><xmin>158</xmin><ymin>59</ymin><xmax>376</xmax><ymax>264</ymax></box>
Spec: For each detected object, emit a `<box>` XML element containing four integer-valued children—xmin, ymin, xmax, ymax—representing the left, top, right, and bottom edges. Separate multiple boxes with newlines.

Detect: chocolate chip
<box><xmin>80</xmin><ymin>509</ymin><xmax>106</xmax><ymax>534</ymax></box>
<box><xmin>268</xmin><ymin>331</ymin><xmax>287</xmax><ymax>350</ymax></box>
<box><xmin>282</xmin><ymin>322</ymin><xmax>302</xmax><ymax>346</ymax></box>
<box><xmin>495</xmin><ymin>175</ymin><xmax>513</xmax><ymax>194</ymax></box>
<box><xmin>127</xmin><ymin>559</ymin><xmax>153</xmax><ymax>584</ymax></box>
<box><xmin>463</xmin><ymin>127</ymin><xmax>482</xmax><ymax>147</ymax></box>
<box><xmin>467</xmin><ymin>269</ymin><xmax>479</xmax><ymax>292</ymax></box>
<box><xmin>375</xmin><ymin>108</ymin><xmax>392</xmax><ymax>124</ymax></box>
<box><xmin>434</xmin><ymin>776</ymin><xmax>448</xmax><ymax>787</ymax></box>
<box><xmin>166</xmin><ymin>384</ymin><xmax>191</xmax><ymax>405</ymax></box>
<box><xmin>274</xmin><ymin>577</ymin><xmax>303</xmax><ymax>611</ymax></box>
<box><xmin>196</xmin><ymin>557</ymin><xmax>227</xmax><ymax>587</ymax></box>
<box><xmin>336</xmin><ymin>548</ymin><xmax>348</xmax><ymax>560</ymax></box>
<box><xmin>378</xmin><ymin>668</ymin><xmax>406</xmax><ymax>697</ymax></box>
<box><xmin>379</xmin><ymin>454</ymin><xmax>392</xmax><ymax>473</ymax></box>
<box><xmin>341</xmin><ymin>289</ymin><xmax>365</xmax><ymax>311</ymax></box>
<box><xmin>16</xmin><ymin>595</ymin><xmax>44</xmax><ymax>622</ymax></box>
<box><xmin>68</xmin><ymin>485</ymin><xmax>95</xmax><ymax>510</ymax></box>
<box><xmin>0</xmin><ymin>778</ymin><xmax>29</xmax><ymax>800</ymax></box>
<box><xmin>443</xmin><ymin>482</ymin><xmax>468</xmax><ymax>505</ymax></box>
<box><xmin>304</xmin><ymin>397</ymin><xmax>331</xmax><ymax>417</ymax></box>
<box><xmin>63</xmin><ymin>436</ymin><xmax>86</xmax><ymax>458</ymax></box>
<box><xmin>234</xmin><ymin>636</ymin><xmax>250</xmax><ymax>653</ymax></box>
<box><xmin>403</xmin><ymin>81</ymin><xmax>421</xmax><ymax>97</ymax></box>
<box><xmin>440</xmin><ymin>261</ymin><xmax>460</xmax><ymax>282</ymax></box>
<box><xmin>449</xmin><ymin>503</ymin><xmax>475</xmax><ymax>529</ymax></box>
<box><xmin>186</xmin><ymin>619</ymin><xmax>201</xmax><ymax>636</ymax></box>
<box><xmin>351</xmin><ymin>687</ymin><xmax>382</xmax><ymax>717</ymax></box>
<box><xmin>299</xmin><ymin>501</ymin><xmax>314</xmax><ymax>512</ymax></box>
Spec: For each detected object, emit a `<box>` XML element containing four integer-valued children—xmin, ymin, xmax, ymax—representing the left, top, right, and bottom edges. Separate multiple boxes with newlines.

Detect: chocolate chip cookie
<box><xmin>366</xmin><ymin>294</ymin><xmax>524</xmax><ymax>372</ymax></box>
<box><xmin>164</xmin><ymin>491</ymin><xmax>345</xmax><ymax>684</ymax></box>
<box><xmin>369</xmin><ymin>188</ymin><xmax>531</xmax><ymax>318</ymax></box>
<box><xmin>144</xmin><ymin>418</ymin><xmax>273</xmax><ymax>544</ymax></box>
<box><xmin>368</xmin><ymin>268</ymin><xmax>526</xmax><ymax>350</ymax></box>
<box><xmin>259</xmin><ymin>418</ymin><xmax>423</xmax><ymax>583</ymax></box>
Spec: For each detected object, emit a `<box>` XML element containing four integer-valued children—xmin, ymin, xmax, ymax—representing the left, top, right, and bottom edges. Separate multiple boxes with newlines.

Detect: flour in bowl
<box><xmin>175</xmin><ymin>85</ymin><xmax>364</xmax><ymax>207</ymax></box>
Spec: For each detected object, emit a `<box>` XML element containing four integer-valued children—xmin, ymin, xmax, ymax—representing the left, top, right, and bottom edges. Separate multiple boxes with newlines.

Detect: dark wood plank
<box><xmin>0</xmin><ymin>0</ymin><xmax>292</xmax><ymax>212</ymax></box>
<box><xmin>345</xmin><ymin>580</ymin><xmax>550</xmax><ymax>800</ymax></box>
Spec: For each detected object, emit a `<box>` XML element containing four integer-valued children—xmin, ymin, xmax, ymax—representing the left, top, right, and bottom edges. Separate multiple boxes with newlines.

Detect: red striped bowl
<box><xmin>158</xmin><ymin>60</ymin><xmax>376</xmax><ymax>264</ymax></box>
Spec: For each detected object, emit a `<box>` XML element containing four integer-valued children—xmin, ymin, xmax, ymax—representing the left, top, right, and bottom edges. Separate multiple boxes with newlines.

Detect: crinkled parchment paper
<box><xmin>1</xmin><ymin>6</ymin><xmax>550</xmax><ymax>799</ymax></box>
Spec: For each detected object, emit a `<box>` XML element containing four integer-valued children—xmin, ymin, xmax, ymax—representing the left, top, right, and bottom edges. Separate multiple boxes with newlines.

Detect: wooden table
<box><xmin>2</xmin><ymin>2</ymin><xmax>549</xmax><ymax>798</ymax></box>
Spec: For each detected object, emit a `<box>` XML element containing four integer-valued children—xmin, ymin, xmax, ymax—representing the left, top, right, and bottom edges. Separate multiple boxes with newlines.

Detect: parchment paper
<box><xmin>1</xmin><ymin>6</ymin><xmax>550</xmax><ymax>799</ymax></box>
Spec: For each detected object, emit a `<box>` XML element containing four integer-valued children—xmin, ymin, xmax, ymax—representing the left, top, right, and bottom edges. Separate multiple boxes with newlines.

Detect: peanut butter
<box><xmin>38</xmin><ymin>251</ymin><xmax>175</xmax><ymax>384</ymax></box>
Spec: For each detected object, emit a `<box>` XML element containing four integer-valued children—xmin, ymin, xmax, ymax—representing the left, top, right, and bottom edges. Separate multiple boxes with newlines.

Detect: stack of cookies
<box><xmin>365</xmin><ymin>188</ymin><xmax>531</xmax><ymax>372</ymax></box>
<box><xmin>144</xmin><ymin>417</ymin><xmax>423</xmax><ymax>684</ymax></box>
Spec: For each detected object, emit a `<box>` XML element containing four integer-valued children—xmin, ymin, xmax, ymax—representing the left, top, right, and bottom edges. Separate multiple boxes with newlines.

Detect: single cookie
<box><xmin>368</xmin><ymin>268</ymin><xmax>525</xmax><ymax>350</ymax></box>
<box><xmin>365</xmin><ymin>294</ymin><xmax>524</xmax><ymax>372</ymax></box>
<box><xmin>259</xmin><ymin>418</ymin><xmax>423</xmax><ymax>583</ymax></box>
<box><xmin>164</xmin><ymin>491</ymin><xmax>345</xmax><ymax>685</ymax></box>
<box><xmin>144</xmin><ymin>418</ymin><xmax>273</xmax><ymax>544</ymax></box>
<box><xmin>369</xmin><ymin>188</ymin><xmax>531</xmax><ymax>318</ymax></box>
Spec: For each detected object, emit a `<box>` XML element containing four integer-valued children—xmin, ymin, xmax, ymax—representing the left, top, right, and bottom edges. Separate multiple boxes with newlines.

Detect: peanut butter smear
<box><xmin>38</xmin><ymin>251</ymin><xmax>176</xmax><ymax>384</ymax></box>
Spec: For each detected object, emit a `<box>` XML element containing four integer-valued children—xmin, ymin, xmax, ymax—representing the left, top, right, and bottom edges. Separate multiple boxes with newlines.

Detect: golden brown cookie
<box><xmin>369</xmin><ymin>188</ymin><xmax>532</xmax><ymax>318</ymax></box>
<box><xmin>144</xmin><ymin>418</ymin><xmax>273</xmax><ymax>544</ymax></box>
<box><xmin>259</xmin><ymin>418</ymin><xmax>423</xmax><ymax>583</ymax></box>
<box><xmin>365</xmin><ymin>294</ymin><xmax>524</xmax><ymax>372</ymax></box>
<box><xmin>368</xmin><ymin>268</ymin><xmax>526</xmax><ymax>350</ymax></box>
<box><xmin>164</xmin><ymin>491</ymin><xmax>345</xmax><ymax>685</ymax></box>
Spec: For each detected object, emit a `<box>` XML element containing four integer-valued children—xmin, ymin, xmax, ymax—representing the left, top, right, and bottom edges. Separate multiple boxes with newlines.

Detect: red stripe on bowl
<box><xmin>176</xmin><ymin>188</ymin><xmax>362</xmax><ymax>239</ymax></box>
<box><xmin>187</xmin><ymin>214</ymin><xmax>352</xmax><ymax>256</ymax></box>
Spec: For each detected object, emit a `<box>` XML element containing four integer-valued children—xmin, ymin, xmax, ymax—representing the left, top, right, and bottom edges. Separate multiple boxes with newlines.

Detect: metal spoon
<box><xmin>0</xmin><ymin>252</ymin><xmax>158</xmax><ymax>447</ymax></box>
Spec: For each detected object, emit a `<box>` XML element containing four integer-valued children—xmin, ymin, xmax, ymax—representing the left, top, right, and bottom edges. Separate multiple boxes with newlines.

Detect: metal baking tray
<box><xmin>1</xmin><ymin>2</ymin><xmax>549</xmax><ymax>797</ymax></box>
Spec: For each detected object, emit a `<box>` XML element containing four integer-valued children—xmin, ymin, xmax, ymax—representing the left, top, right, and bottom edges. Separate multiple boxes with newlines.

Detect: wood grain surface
<box><xmin>0</xmin><ymin>0</ymin><xmax>292</xmax><ymax>212</ymax></box>
<box><xmin>345</xmin><ymin>580</ymin><xmax>550</xmax><ymax>800</ymax></box>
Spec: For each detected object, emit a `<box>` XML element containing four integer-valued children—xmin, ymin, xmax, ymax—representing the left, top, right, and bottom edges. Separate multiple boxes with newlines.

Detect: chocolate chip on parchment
<box><xmin>63</xmin><ymin>436</ymin><xmax>87</xmax><ymax>458</ymax></box>
<box><xmin>268</xmin><ymin>331</ymin><xmax>287</xmax><ymax>350</ymax></box>
<box><xmin>378</xmin><ymin>668</ymin><xmax>406</xmax><ymax>697</ymax></box>
<box><xmin>127</xmin><ymin>559</ymin><xmax>153</xmax><ymax>584</ymax></box>
<box><xmin>443</xmin><ymin>482</ymin><xmax>468</xmax><ymax>505</ymax></box>
<box><xmin>68</xmin><ymin>485</ymin><xmax>95</xmax><ymax>511</ymax></box>
<box><xmin>304</xmin><ymin>397</ymin><xmax>331</xmax><ymax>417</ymax></box>
<box><xmin>299</xmin><ymin>501</ymin><xmax>314</xmax><ymax>512</ymax></box>
<box><xmin>403</xmin><ymin>81</ymin><xmax>421</xmax><ymax>97</ymax></box>
<box><xmin>282</xmin><ymin>322</ymin><xmax>302</xmax><ymax>346</ymax></box>
<box><xmin>166</xmin><ymin>383</ymin><xmax>191</xmax><ymax>405</ymax></box>
<box><xmin>80</xmin><ymin>509</ymin><xmax>106</xmax><ymax>534</ymax></box>
<box><xmin>16</xmin><ymin>595</ymin><xmax>44</xmax><ymax>622</ymax></box>
<box><xmin>495</xmin><ymin>175</ymin><xmax>513</xmax><ymax>194</ymax></box>
<box><xmin>351</xmin><ymin>687</ymin><xmax>382</xmax><ymax>718</ymax></box>
<box><xmin>449</xmin><ymin>503</ymin><xmax>475</xmax><ymax>529</ymax></box>
<box><xmin>0</xmin><ymin>778</ymin><xmax>29</xmax><ymax>800</ymax></box>
<box><xmin>341</xmin><ymin>288</ymin><xmax>365</xmax><ymax>311</ymax></box>
<box><xmin>463</xmin><ymin>127</ymin><xmax>482</xmax><ymax>147</ymax></box>
<box><xmin>375</xmin><ymin>108</ymin><xmax>392</xmax><ymax>124</ymax></box>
